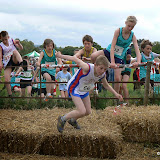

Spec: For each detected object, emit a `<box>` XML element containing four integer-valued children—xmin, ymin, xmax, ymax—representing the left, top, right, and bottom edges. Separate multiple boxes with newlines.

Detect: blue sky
<box><xmin>1</xmin><ymin>0</ymin><xmax>160</xmax><ymax>48</ymax></box>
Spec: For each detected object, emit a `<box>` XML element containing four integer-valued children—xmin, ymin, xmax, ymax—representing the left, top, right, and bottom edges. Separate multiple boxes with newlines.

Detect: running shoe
<box><xmin>68</xmin><ymin>119</ymin><xmax>81</xmax><ymax>129</ymax></box>
<box><xmin>57</xmin><ymin>116</ymin><xmax>66</xmax><ymax>133</ymax></box>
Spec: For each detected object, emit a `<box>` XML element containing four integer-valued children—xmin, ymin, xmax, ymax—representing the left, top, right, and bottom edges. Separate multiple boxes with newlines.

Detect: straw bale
<box><xmin>104</xmin><ymin>105</ymin><xmax>160</xmax><ymax>143</ymax></box>
<box><xmin>116</xmin><ymin>142</ymin><xmax>160</xmax><ymax>160</ymax></box>
<box><xmin>0</xmin><ymin>108</ymin><xmax>122</xmax><ymax>159</ymax></box>
<box><xmin>0</xmin><ymin>141</ymin><xmax>160</xmax><ymax>160</ymax></box>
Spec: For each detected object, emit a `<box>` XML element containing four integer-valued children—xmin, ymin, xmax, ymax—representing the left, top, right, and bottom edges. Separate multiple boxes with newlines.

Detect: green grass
<box><xmin>0</xmin><ymin>68</ymin><xmax>160</xmax><ymax>110</ymax></box>
<box><xmin>0</xmin><ymin>69</ymin><xmax>4</xmax><ymax>90</ymax></box>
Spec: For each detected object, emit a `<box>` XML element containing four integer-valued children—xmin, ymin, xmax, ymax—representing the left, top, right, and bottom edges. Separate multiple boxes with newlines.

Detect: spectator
<box><xmin>33</xmin><ymin>67</ymin><xmax>47</xmax><ymax>100</ymax></box>
<box><xmin>15</xmin><ymin>56</ymin><xmax>34</xmax><ymax>97</ymax></box>
<box><xmin>10</xmin><ymin>68</ymin><xmax>21</xmax><ymax>95</ymax></box>
<box><xmin>56</xmin><ymin>66</ymin><xmax>71</xmax><ymax>99</ymax></box>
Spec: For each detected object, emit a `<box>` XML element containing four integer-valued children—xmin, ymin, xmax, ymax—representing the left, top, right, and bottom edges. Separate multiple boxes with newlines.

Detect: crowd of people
<box><xmin>0</xmin><ymin>16</ymin><xmax>160</xmax><ymax>132</ymax></box>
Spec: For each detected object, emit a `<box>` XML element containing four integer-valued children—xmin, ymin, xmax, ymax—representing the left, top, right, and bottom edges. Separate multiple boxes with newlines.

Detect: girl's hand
<box><xmin>126</xmin><ymin>54</ymin><xmax>131</xmax><ymax>61</ymax></box>
<box><xmin>14</xmin><ymin>40</ymin><xmax>20</xmax><ymax>45</ymax></box>
<box><xmin>56</xmin><ymin>51</ymin><xmax>62</xmax><ymax>58</ymax></box>
<box><xmin>110</xmin><ymin>62</ymin><xmax>117</xmax><ymax>69</ymax></box>
<box><xmin>115</xmin><ymin>93</ymin><xmax>123</xmax><ymax>102</ymax></box>
<box><xmin>132</xmin><ymin>62</ymin><xmax>139</xmax><ymax>68</ymax></box>
<box><xmin>15</xmin><ymin>73</ymin><xmax>18</xmax><ymax>77</ymax></box>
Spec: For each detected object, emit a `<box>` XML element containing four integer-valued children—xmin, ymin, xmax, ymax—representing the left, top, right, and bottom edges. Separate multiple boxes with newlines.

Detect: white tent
<box><xmin>24</xmin><ymin>51</ymin><xmax>40</xmax><ymax>57</ymax></box>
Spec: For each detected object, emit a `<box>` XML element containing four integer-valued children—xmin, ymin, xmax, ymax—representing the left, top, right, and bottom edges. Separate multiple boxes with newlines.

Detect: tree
<box><xmin>61</xmin><ymin>46</ymin><xmax>79</xmax><ymax>56</ymax></box>
<box><xmin>18</xmin><ymin>39</ymin><xmax>37</xmax><ymax>56</ymax></box>
<box><xmin>152</xmin><ymin>41</ymin><xmax>160</xmax><ymax>54</ymax></box>
<box><xmin>93</xmin><ymin>42</ymin><xmax>103</xmax><ymax>50</ymax></box>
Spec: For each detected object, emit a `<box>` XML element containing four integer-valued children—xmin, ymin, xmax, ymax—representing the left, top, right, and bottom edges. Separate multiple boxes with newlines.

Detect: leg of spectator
<box><xmin>27</xmin><ymin>86</ymin><xmax>32</xmax><ymax>97</ymax></box>
<box><xmin>60</xmin><ymin>90</ymin><xmax>65</xmax><ymax>98</ymax></box>
<box><xmin>21</xmin><ymin>88</ymin><xmax>26</xmax><ymax>97</ymax></box>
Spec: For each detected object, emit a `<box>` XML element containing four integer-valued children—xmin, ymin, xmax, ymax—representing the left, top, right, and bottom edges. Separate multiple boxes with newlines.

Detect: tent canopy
<box><xmin>24</xmin><ymin>51</ymin><xmax>40</xmax><ymax>57</ymax></box>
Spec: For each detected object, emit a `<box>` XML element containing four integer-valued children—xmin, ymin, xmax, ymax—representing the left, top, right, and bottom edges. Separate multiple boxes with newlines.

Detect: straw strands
<box><xmin>0</xmin><ymin>105</ymin><xmax>160</xmax><ymax>159</ymax></box>
<box><xmin>105</xmin><ymin>105</ymin><xmax>160</xmax><ymax>143</ymax></box>
<box><xmin>0</xmin><ymin>108</ymin><xmax>122</xmax><ymax>159</ymax></box>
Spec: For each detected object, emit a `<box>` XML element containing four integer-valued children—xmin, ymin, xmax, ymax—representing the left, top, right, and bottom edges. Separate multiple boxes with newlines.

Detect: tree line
<box><xmin>16</xmin><ymin>39</ymin><xmax>160</xmax><ymax>57</ymax></box>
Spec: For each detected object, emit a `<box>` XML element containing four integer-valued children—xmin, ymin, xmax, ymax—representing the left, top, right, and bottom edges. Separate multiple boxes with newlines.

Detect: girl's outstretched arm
<box><xmin>56</xmin><ymin>52</ymin><xmax>89</xmax><ymax>74</ymax></box>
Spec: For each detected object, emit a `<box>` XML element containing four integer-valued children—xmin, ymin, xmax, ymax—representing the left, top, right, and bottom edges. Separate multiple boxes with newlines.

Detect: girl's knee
<box><xmin>13</xmin><ymin>50</ymin><xmax>17</xmax><ymax>54</ymax></box>
<box><xmin>78</xmin><ymin>109</ymin><xmax>86</xmax><ymax>117</ymax></box>
<box><xmin>122</xmin><ymin>83</ymin><xmax>127</xmax><ymax>88</ymax></box>
<box><xmin>114</xmin><ymin>77</ymin><xmax>121</xmax><ymax>82</ymax></box>
<box><xmin>46</xmin><ymin>77</ymin><xmax>52</xmax><ymax>81</ymax></box>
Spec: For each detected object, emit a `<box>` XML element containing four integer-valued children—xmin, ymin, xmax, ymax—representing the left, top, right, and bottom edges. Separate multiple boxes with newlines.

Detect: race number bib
<box><xmin>15</xmin><ymin>78</ymin><xmax>20</xmax><ymax>82</ymax></box>
<box><xmin>23</xmin><ymin>72</ymin><xmax>32</xmax><ymax>77</ymax></box>
<box><xmin>4</xmin><ymin>52</ymin><xmax>12</xmax><ymax>61</ymax></box>
<box><xmin>114</xmin><ymin>45</ymin><xmax>124</xmax><ymax>56</ymax></box>
<box><xmin>3</xmin><ymin>52</ymin><xmax>13</xmax><ymax>68</ymax></box>
<box><xmin>79</xmin><ymin>83</ymin><xmax>95</xmax><ymax>92</ymax></box>
<box><xmin>45</xmin><ymin>61</ymin><xmax>55</xmax><ymax>69</ymax></box>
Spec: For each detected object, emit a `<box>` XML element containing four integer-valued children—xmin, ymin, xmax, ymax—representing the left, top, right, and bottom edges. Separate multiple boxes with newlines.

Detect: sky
<box><xmin>1</xmin><ymin>0</ymin><xmax>160</xmax><ymax>48</ymax></box>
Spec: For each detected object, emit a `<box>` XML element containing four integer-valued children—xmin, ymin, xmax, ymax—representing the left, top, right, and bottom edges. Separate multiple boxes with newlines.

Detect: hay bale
<box><xmin>0</xmin><ymin>152</ymin><xmax>101</xmax><ymax>160</ymax></box>
<box><xmin>116</xmin><ymin>142</ymin><xmax>160</xmax><ymax>160</ymax></box>
<box><xmin>0</xmin><ymin>108</ymin><xmax>122</xmax><ymax>159</ymax></box>
<box><xmin>1</xmin><ymin>142</ymin><xmax>160</xmax><ymax>160</ymax></box>
<box><xmin>104</xmin><ymin>105</ymin><xmax>160</xmax><ymax>143</ymax></box>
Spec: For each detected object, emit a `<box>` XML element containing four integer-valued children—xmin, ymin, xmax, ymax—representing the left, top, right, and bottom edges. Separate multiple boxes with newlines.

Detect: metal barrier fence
<box><xmin>0</xmin><ymin>61</ymin><xmax>160</xmax><ymax>107</ymax></box>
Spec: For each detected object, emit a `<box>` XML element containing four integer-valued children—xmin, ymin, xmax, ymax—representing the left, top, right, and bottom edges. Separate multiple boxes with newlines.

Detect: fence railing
<box><xmin>0</xmin><ymin>61</ymin><xmax>159</xmax><ymax>107</ymax></box>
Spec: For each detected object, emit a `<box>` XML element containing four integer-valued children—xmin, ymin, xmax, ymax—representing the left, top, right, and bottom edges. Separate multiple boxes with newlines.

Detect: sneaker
<box><xmin>57</xmin><ymin>116</ymin><xmax>66</xmax><ymax>133</ymax></box>
<box><xmin>68</xmin><ymin>119</ymin><xmax>80</xmax><ymax>129</ymax></box>
<box><xmin>47</xmin><ymin>95</ymin><xmax>53</xmax><ymax>99</ymax></box>
<box><xmin>44</xmin><ymin>95</ymin><xmax>53</xmax><ymax>101</ymax></box>
<box><xmin>44</xmin><ymin>97</ymin><xmax>49</xmax><ymax>102</ymax></box>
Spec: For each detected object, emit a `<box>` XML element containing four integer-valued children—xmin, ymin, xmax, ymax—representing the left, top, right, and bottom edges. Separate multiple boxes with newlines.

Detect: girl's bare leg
<box><xmin>4</xmin><ymin>67</ymin><xmax>12</xmax><ymax>95</ymax></box>
<box><xmin>65</xmin><ymin>94</ymin><xmax>91</xmax><ymax>120</ymax></box>
<box><xmin>114</xmin><ymin>68</ymin><xmax>122</xmax><ymax>93</ymax></box>
<box><xmin>12</xmin><ymin>50</ymin><xmax>23</xmax><ymax>64</ymax></box>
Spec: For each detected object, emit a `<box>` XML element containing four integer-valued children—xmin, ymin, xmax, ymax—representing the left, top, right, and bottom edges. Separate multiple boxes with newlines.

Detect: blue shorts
<box><xmin>68</xmin><ymin>91</ymin><xmax>89</xmax><ymax>99</ymax></box>
<box><xmin>103</xmin><ymin>49</ymin><xmax>124</xmax><ymax>64</ymax></box>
